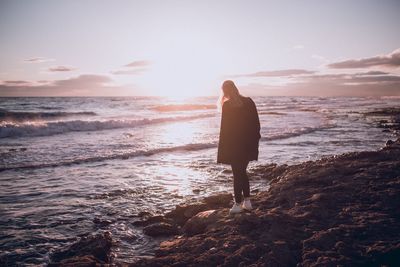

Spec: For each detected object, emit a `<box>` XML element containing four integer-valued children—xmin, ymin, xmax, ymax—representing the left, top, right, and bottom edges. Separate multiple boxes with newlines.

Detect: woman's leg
<box><xmin>241</xmin><ymin>160</ymin><xmax>250</xmax><ymax>199</ymax></box>
<box><xmin>231</xmin><ymin>162</ymin><xmax>244</xmax><ymax>203</ymax></box>
<box><xmin>231</xmin><ymin>160</ymin><xmax>250</xmax><ymax>203</ymax></box>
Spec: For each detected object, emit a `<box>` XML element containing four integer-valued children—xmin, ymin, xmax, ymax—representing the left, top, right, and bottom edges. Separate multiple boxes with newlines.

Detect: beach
<box><xmin>1</xmin><ymin>97</ymin><xmax>399</xmax><ymax>266</ymax></box>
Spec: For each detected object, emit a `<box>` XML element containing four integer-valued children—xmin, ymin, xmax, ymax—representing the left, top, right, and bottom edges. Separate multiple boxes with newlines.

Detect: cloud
<box><xmin>111</xmin><ymin>69</ymin><xmax>146</xmax><ymax>75</ymax></box>
<box><xmin>299</xmin><ymin>72</ymin><xmax>400</xmax><ymax>84</ymax></box>
<box><xmin>0</xmin><ymin>74</ymin><xmax>139</xmax><ymax>96</ymax></box>
<box><xmin>239</xmin><ymin>71</ymin><xmax>400</xmax><ymax>96</ymax></box>
<box><xmin>232</xmin><ymin>69</ymin><xmax>315</xmax><ymax>78</ymax></box>
<box><xmin>355</xmin><ymin>71</ymin><xmax>389</xmax><ymax>76</ymax></box>
<box><xmin>24</xmin><ymin>57</ymin><xmax>54</xmax><ymax>63</ymax></box>
<box><xmin>111</xmin><ymin>60</ymin><xmax>150</xmax><ymax>76</ymax></box>
<box><xmin>48</xmin><ymin>66</ymin><xmax>76</xmax><ymax>72</ymax></box>
<box><xmin>52</xmin><ymin>74</ymin><xmax>112</xmax><ymax>88</ymax></box>
<box><xmin>328</xmin><ymin>48</ymin><xmax>400</xmax><ymax>69</ymax></box>
<box><xmin>124</xmin><ymin>60</ymin><xmax>150</xmax><ymax>68</ymax></box>
<box><xmin>0</xmin><ymin>80</ymin><xmax>47</xmax><ymax>87</ymax></box>
<box><xmin>2</xmin><ymin>80</ymin><xmax>32</xmax><ymax>85</ymax></box>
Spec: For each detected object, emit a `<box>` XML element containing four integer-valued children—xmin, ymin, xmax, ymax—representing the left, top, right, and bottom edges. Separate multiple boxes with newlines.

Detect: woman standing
<box><xmin>217</xmin><ymin>80</ymin><xmax>261</xmax><ymax>214</ymax></box>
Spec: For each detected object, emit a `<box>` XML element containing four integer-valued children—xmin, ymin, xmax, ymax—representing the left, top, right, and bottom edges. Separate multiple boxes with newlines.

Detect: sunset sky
<box><xmin>0</xmin><ymin>0</ymin><xmax>399</xmax><ymax>97</ymax></box>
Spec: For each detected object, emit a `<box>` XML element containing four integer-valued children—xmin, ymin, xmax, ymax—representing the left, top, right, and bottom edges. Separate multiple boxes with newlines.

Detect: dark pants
<box><xmin>231</xmin><ymin>160</ymin><xmax>250</xmax><ymax>203</ymax></box>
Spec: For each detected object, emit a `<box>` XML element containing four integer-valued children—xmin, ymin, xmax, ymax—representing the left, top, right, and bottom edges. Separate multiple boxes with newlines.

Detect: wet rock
<box><xmin>386</xmin><ymin>139</ymin><xmax>395</xmax><ymax>146</ymax></box>
<box><xmin>192</xmin><ymin>188</ymin><xmax>201</xmax><ymax>194</ymax></box>
<box><xmin>163</xmin><ymin>193</ymin><xmax>234</xmax><ymax>228</ymax></box>
<box><xmin>137</xmin><ymin>211</ymin><xmax>152</xmax><ymax>217</ymax></box>
<box><xmin>165</xmin><ymin>203</ymin><xmax>208</xmax><ymax>226</ymax></box>
<box><xmin>203</xmin><ymin>193</ymin><xmax>232</xmax><ymax>207</ymax></box>
<box><xmin>182</xmin><ymin>209</ymin><xmax>222</xmax><ymax>236</ymax></box>
<box><xmin>251</xmin><ymin>188</ymin><xmax>260</xmax><ymax>194</ymax></box>
<box><xmin>383</xmin><ymin>138</ymin><xmax>400</xmax><ymax>150</ymax></box>
<box><xmin>49</xmin><ymin>232</ymin><xmax>112</xmax><ymax>266</ymax></box>
<box><xmin>143</xmin><ymin>222</ymin><xmax>180</xmax><ymax>237</ymax></box>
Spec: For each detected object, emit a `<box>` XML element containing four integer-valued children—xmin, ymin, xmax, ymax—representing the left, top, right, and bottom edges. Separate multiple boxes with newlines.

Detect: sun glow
<box><xmin>139</xmin><ymin>58</ymin><xmax>222</xmax><ymax>99</ymax></box>
<box><xmin>135</xmin><ymin>27</ymin><xmax>229</xmax><ymax>98</ymax></box>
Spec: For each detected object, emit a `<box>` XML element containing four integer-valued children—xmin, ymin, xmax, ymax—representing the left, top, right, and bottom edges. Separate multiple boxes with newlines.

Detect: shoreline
<box><xmin>46</xmin><ymin>137</ymin><xmax>400</xmax><ymax>266</ymax></box>
<box><xmin>41</xmin><ymin>108</ymin><xmax>400</xmax><ymax>266</ymax></box>
<box><xmin>131</xmin><ymin>139</ymin><xmax>400</xmax><ymax>267</ymax></box>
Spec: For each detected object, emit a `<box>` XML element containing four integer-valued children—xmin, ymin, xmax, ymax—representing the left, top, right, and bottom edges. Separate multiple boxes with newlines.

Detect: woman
<box><xmin>217</xmin><ymin>80</ymin><xmax>261</xmax><ymax>214</ymax></box>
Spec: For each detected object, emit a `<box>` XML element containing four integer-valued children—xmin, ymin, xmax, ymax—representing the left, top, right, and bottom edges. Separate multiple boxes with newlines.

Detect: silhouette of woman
<box><xmin>217</xmin><ymin>80</ymin><xmax>261</xmax><ymax>214</ymax></box>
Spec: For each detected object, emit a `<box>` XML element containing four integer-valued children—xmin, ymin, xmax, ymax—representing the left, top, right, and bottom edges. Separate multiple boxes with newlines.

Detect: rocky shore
<box><xmin>48</xmin><ymin>108</ymin><xmax>400</xmax><ymax>267</ymax></box>
<box><xmin>48</xmin><ymin>137</ymin><xmax>400</xmax><ymax>266</ymax></box>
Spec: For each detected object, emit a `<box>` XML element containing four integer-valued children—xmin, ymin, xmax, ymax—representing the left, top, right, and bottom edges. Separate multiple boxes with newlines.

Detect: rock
<box><xmin>137</xmin><ymin>211</ymin><xmax>152</xmax><ymax>217</ymax></box>
<box><xmin>192</xmin><ymin>188</ymin><xmax>201</xmax><ymax>194</ymax></box>
<box><xmin>182</xmin><ymin>209</ymin><xmax>222</xmax><ymax>236</ymax></box>
<box><xmin>49</xmin><ymin>232</ymin><xmax>112</xmax><ymax>266</ymax></box>
<box><xmin>165</xmin><ymin>203</ymin><xmax>208</xmax><ymax>226</ymax></box>
<box><xmin>143</xmin><ymin>222</ymin><xmax>180</xmax><ymax>237</ymax></box>
<box><xmin>203</xmin><ymin>193</ymin><xmax>232</xmax><ymax>207</ymax></box>
<box><xmin>162</xmin><ymin>193</ymin><xmax>234</xmax><ymax>227</ymax></box>
<box><xmin>386</xmin><ymin>139</ymin><xmax>395</xmax><ymax>146</ymax></box>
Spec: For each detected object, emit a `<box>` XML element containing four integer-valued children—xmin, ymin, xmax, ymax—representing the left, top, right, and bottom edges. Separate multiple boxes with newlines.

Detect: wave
<box><xmin>1</xmin><ymin>122</ymin><xmax>337</xmax><ymax>172</ymax></box>
<box><xmin>151</xmin><ymin>104</ymin><xmax>216</xmax><ymax>112</ymax></box>
<box><xmin>259</xmin><ymin>111</ymin><xmax>287</xmax><ymax>116</ymax></box>
<box><xmin>0</xmin><ymin>113</ymin><xmax>215</xmax><ymax>138</ymax></box>
<box><xmin>0</xmin><ymin>142</ymin><xmax>217</xmax><ymax>172</ymax></box>
<box><xmin>262</xmin><ymin>123</ymin><xmax>335</xmax><ymax>141</ymax></box>
<box><xmin>0</xmin><ymin>109</ymin><xmax>96</xmax><ymax>122</ymax></box>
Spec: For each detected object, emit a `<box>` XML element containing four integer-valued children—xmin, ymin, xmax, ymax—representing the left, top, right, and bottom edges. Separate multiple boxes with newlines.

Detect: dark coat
<box><xmin>217</xmin><ymin>97</ymin><xmax>261</xmax><ymax>164</ymax></box>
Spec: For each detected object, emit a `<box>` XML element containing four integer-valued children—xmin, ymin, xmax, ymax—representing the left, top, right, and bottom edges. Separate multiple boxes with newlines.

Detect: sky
<box><xmin>0</xmin><ymin>0</ymin><xmax>399</xmax><ymax>97</ymax></box>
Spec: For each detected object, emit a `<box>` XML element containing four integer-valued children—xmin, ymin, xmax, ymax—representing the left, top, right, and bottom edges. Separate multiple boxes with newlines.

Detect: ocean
<box><xmin>0</xmin><ymin>96</ymin><xmax>398</xmax><ymax>265</ymax></box>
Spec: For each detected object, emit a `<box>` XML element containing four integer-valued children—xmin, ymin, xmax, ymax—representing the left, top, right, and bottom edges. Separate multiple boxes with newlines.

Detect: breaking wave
<box><xmin>0</xmin><ymin>113</ymin><xmax>215</xmax><ymax>138</ymax></box>
<box><xmin>0</xmin><ymin>142</ymin><xmax>217</xmax><ymax>172</ymax></box>
<box><xmin>0</xmin><ymin>109</ymin><xmax>96</xmax><ymax>122</ymax></box>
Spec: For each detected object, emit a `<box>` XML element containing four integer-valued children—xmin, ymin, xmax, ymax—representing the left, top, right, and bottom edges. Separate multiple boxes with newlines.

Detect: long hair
<box><xmin>217</xmin><ymin>80</ymin><xmax>244</xmax><ymax>110</ymax></box>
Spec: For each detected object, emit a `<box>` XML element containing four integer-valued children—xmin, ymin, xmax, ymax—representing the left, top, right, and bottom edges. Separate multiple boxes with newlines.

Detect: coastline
<box><xmin>46</xmin><ymin>138</ymin><xmax>400</xmax><ymax>266</ymax></box>
<box><xmin>44</xmin><ymin>109</ymin><xmax>400</xmax><ymax>266</ymax></box>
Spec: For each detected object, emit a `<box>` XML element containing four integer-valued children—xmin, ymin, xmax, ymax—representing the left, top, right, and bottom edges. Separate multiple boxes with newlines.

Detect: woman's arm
<box><xmin>249</xmin><ymin>98</ymin><xmax>261</xmax><ymax>139</ymax></box>
<box><xmin>217</xmin><ymin>103</ymin><xmax>233</xmax><ymax>163</ymax></box>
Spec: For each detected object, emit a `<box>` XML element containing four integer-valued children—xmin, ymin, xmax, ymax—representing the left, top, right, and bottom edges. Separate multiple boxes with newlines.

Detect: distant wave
<box><xmin>0</xmin><ymin>142</ymin><xmax>218</xmax><ymax>172</ymax></box>
<box><xmin>259</xmin><ymin>111</ymin><xmax>287</xmax><ymax>116</ymax></box>
<box><xmin>0</xmin><ymin>109</ymin><xmax>96</xmax><ymax>122</ymax></box>
<box><xmin>0</xmin><ymin>113</ymin><xmax>215</xmax><ymax>138</ymax></box>
<box><xmin>262</xmin><ymin>123</ymin><xmax>335</xmax><ymax>141</ymax></box>
<box><xmin>151</xmin><ymin>104</ymin><xmax>216</xmax><ymax>112</ymax></box>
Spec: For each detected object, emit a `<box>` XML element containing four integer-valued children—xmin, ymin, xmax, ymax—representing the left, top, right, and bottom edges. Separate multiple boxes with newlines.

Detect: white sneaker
<box><xmin>242</xmin><ymin>198</ymin><xmax>252</xmax><ymax>210</ymax></box>
<box><xmin>229</xmin><ymin>202</ymin><xmax>243</xmax><ymax>214</ymax></box>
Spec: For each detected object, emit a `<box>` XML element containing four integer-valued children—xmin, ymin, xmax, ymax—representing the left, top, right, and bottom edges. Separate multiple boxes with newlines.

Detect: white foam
<box><xmin>0</xmin><ymin>113</ymin><xmax>215</xmax><ymax>138</ymax></box>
